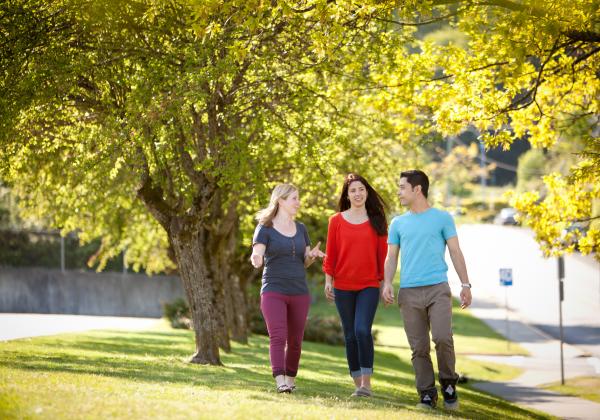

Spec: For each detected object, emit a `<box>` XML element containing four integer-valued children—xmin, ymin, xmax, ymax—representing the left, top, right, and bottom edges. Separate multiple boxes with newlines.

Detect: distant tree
<box><xmin>516</xmin><ymin>149</ymin><xmax>546</xmax><ymax>193</ymax></box>
<box><xmin>427</xmin><ymin>142</ymin><xmax>496</xmax><ymax>201</ymax></box>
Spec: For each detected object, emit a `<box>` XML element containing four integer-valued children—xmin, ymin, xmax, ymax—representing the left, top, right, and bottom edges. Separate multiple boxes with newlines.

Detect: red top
<box><xmin>322</xmin><ymin>213</ymin><xmax>388</xmax><ymax>291</ymax></box>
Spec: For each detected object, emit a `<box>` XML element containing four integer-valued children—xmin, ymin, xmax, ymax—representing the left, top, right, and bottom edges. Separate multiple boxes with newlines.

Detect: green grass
<box><xmin>309</xmin><ymin>284</ymin><xmax>528</xmax><ymax>358</ymax></box>
<box><xmin>543</xmin><ymin>376</ymin><xmax>600</xmax><ymax>403</ymax></box>
<box><xmin>0</xmin><ymin>298</ymin><xmax>546</xmax><ymax>420</ymax></box>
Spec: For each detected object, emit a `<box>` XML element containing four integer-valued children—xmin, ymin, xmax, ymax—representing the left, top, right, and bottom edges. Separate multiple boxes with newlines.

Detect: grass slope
<box><xmin>0</xmin><ymin>298</ymin><xmax>547</xmax><ymax>420</ymax></box>
<box><xmin>543</xmin><ymin>376</ymin><xmax>600</xmax><ymax>404</ymax></box>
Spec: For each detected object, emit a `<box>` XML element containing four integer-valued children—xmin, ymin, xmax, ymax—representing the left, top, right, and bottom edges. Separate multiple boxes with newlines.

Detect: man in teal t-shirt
<box><xmin>382</xmin><ymin>170</ymin><xmax>473</xmax><ymax>411</ymax></box>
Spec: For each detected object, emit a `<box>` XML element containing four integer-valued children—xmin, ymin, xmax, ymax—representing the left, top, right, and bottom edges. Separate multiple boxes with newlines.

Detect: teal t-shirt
<box><xmin>388</xmin><ymin>208</ymin><xmax>457</xmax><ymax>288</ymax></box>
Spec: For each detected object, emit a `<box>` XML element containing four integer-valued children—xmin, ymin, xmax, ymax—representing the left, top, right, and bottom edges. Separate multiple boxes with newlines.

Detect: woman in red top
<box><xmin>323</xmin><ymin>173</ymin><xmax>388</xmax><ymax>397</ymax></box>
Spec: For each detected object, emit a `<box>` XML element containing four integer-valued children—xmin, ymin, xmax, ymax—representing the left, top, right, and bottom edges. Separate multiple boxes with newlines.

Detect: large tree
<box><xmin>2</xmin><ymin>0</ymin><xmax>597</xmax><ymax>366</ymax></box>
<box><xmin>0</xmin><ymin>0</ymin><xmax>413</xmax><ymax>364</ymax></box>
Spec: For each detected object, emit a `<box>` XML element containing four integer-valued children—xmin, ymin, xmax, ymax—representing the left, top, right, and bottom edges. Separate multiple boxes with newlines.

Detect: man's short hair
<box><xmin>400</xmin><ymin>170</ymin><xmax>429</xmax><ymax>198</ymax></box>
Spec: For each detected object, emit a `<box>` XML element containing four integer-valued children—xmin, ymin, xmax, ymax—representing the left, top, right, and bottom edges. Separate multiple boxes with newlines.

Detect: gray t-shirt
<box><xmin>253</xmin><ymin>222</ymin><xmax>311</xmax><ymax>295</ymax></box>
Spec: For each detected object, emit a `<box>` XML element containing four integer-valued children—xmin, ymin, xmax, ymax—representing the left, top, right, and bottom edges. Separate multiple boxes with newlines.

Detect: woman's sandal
<box><xmin>277</xmin><ymin>384</ymin><xmax>291</xmax><ymax>393</ymax></box>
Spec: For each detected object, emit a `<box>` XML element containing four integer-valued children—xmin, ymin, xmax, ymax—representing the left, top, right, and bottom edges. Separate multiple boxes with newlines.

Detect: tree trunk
<box><xmin>227</xmin><ymin>219</ymin><xmax>249</xmax><ymax>343</ymax></box>
<box><xmin>229</xmin><ymin>272</ymin><xmax>249</xmax><ymax>343</ymax></box>
<box><xmin>137</xmin><ymin>152</ymin><xmax>250</xmax><ymax>360</ymax></box>
<box><xmin>207</xmin><ymin>199</ymin><xmax>250</xmax><ymax>345</ymax></box>
<box><xmin>204</xmin><ymin>226</ymin><xmax>232</xmax><ymax>353</ymax></box>
<box><xmin>170</xmin><ymin>219</ymin><xmax>221</xmax><ymax>365</ymax></box>
<box><xmin>233</xmin><ymin>240</ymin><xmax>261</xmax><ymax>342</ymax></box>
<box><xmin>205</xmin><ymin>223</ymin><xmax>249</xmax><ymax>347</ymax></box>
<box><xmin>219</xmin><ymin>240</ymin><xmax>236</xmax><ymax>348</ymax></box>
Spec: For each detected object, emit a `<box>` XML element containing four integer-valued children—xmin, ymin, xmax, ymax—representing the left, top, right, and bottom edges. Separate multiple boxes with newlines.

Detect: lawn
<box><xmin>543</xmin><ymin>376</ymin><xmax>600</xmax><ymax>404</ymax></box>
<box><xmin>0</xmin><ymin>296</ymin><xmax>547</xmax><ymax>420</ymax></box>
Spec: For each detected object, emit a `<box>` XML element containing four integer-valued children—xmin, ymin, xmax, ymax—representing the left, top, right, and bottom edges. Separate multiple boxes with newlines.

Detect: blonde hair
<box><xmin>256</xmin><ymin>183</ymin><xmax>298</xmax><ymax>226</ymax></box>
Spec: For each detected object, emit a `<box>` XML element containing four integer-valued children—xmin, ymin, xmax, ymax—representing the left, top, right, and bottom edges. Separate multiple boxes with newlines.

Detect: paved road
<box><xmin>0</xmin><ymin>313</ymin><xmax>160</xmax><ymax>341</ymax></box>
<box><xmin>443</xmin><ymin>224</ymin><xmax>600</xmax><ymax>419</ymax></box>
<box><xmin>448</xmin><ymin>224</ymin><xmax>600</xmax><ymax>359</ymax></box>
<box><xmin>467</xmin><ymin>301</ymin><xmax>600</xmax><ymax>419</ymax></box>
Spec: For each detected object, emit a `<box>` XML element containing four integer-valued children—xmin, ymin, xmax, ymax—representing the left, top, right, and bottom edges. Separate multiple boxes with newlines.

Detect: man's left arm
<box><xmin>446</xmin><ymin>236</ymin><xmax>472</xmax><ymax>309</ymax></box>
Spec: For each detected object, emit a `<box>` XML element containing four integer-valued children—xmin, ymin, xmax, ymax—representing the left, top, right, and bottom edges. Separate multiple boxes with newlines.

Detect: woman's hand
<box><xmin>307</xmin><ymin>241</ymin><xmax>326</xmax><ymax>259</ymax></box>
<box><xmin>305</xmin><ymin>242</ymin><xmax>326</xmax><ymax>267</ymax></box>
<box><xmin>250</xmin><ymin>253</ymin><xmax>264</xmax><ymax>268</ymax></box>
<box><xmin>251</xmin><ymin>243</ymin><xmax>266</xmax><ymax>268</ymax></box>
<box><xmin>381</xmin><ymin>282</ymin><xmax>395</xmax><ymax>306</ymax></box>
<box><xmin>324</xmin><ymin>278</ymin><xmax>335</xmax><ymax>302</ymax></box>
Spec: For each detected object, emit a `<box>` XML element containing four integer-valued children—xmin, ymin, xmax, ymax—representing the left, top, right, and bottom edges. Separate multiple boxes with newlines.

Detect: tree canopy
<box><xmin>1</xmin><ymin>0</ymin><xmax>597</xmax><ymax>362</ymax></box>
<box><xmin>366</xmin><ymin>0</ymin><xmax>599</xmax><ymax>256</ymax></box>
<box><xmin>0</xmin><ymin>0</ymin><xmax>421</xmax><ymax>363</ymax></box>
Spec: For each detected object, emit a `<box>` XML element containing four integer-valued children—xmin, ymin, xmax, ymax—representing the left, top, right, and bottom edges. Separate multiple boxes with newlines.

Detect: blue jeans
<box><xmin>334</xmin><ymin>287</ymin><xmax>380</xmax><ymax>378</ymax></box>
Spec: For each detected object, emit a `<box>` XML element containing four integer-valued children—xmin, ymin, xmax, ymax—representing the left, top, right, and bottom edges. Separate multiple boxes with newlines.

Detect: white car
<box><xmin>494</xmin><ymin>207</ymin><xmax>518</xmax><ymax>225</ymax></box>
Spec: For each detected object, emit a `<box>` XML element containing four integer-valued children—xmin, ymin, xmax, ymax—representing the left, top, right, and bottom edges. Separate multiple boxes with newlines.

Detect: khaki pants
<box><xmin>398</xmin><ymin>281</ymin><xmax>459</xmax><ymax>393</ymax></box>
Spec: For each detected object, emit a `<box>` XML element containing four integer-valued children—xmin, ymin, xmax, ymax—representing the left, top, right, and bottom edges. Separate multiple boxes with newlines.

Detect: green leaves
<box><xmin>365</xmin><ymin>0</ymin><xmax>600</xmax><ymax>257</ymax></box>
<box><xmin>2</xmin><ymin>0</ymin><xmax>598</xmax><ymax>269</ymax></box>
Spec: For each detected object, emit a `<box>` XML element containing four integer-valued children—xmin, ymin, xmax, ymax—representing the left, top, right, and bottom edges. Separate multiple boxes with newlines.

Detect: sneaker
<box><xmin>358</xmin><ymin>386</ymin><xmax>372</xmax><ymax>397</ymax></box>
<box><xmin>276</xmin><ymin>384</ymin><xmax>291</xmax><ymax>393</ymax></box>
<box><xmin>416</xmin><ymin>390</ymin><xmax>438</xmax><ymax>409</ymax></box>
<box><xmin>442</xmin><ymin>383</ymin><xmax>459</xmax><ymax>410</ymax></box>
<box><xmin>351</xmin><ymin>386</ymin><xmax>372</xmax><ymax>397</ymax></box>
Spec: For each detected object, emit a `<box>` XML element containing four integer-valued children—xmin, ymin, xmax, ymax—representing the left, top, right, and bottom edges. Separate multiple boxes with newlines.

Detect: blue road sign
<box><xmin>499</xmin><ymin>268</ymin><xmax>513</xmax><ymax>286</ymax></box>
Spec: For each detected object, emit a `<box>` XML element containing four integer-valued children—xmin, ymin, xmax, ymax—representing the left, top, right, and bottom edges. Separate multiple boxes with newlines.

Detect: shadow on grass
<box><xmin>34</xmin><ymin>330</ymin><xmax>207</xmax><ymax>358</ymax></box>
<box><xmin>1</xmin><ymin>331</ymin><xmax>268</xmax><ymax>390</ymax></box>
<box><xmin>0</xmin><ymin>328</ymin><xmax>549</xmax><ymax>419</ymax></box>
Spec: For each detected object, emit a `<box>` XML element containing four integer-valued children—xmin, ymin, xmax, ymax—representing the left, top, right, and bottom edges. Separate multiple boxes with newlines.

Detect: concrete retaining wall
<box><xmin>0</xmin><ymin>267</ymin><xmax>184</xmax><ymax>317</ymax></box>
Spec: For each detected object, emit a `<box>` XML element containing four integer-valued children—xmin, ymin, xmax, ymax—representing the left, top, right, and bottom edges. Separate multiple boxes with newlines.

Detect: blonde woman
<box><xmin>251</xmin><ymin>184</ymin><xmax>325</xmax><ymax>393</ymax></box>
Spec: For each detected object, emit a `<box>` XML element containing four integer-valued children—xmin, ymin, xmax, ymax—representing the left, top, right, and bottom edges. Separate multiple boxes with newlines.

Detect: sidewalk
<box><xmin>0</xmin><ymin>313</ymin><xmax>160</xmax><ymax>341</ymax></box>
<box><xmin>468</xmin><ymin>299</ymin><xmax>600</xmax><ymax>420</ymax></box>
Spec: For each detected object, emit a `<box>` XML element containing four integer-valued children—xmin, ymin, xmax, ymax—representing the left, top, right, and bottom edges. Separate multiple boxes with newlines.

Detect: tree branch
<box><xmin>190</xmin><ymin>104</ymin><xmax>207</xmax><ymax>161</ymax></box>
<box><xmin>375</xmin><ymin>11</ymin><xmax>462</xmax><ymax>27</ymax></box>
<box><xmin>572</xmin><ymin>46</ymin><xmax>600</xmax><ymax>67</ymax></box>
<box><xmin>135</xmin><ymin>147</ymin><xmax>172</xmax><ymax>229</ymax></box>
<box><xmin>564</xmin><ymin>30</ymin><xmax>600</xmax><ymax>43</ymax></box>
<box><xmin>351</xmin><ymin>60</ymin><xmax>511</xmax><ymax>92</ymax></box>
<box><xmin>147</xmin><ymin>136</ymin><xmax>178</xmax><ymax>209</ymax></box>
<box><xmin>501</xmin><ymin>39</ymin><xmax>561</xmax><ymax>113</ymax></box>
<box><xmin>289</xmin><ymin>0</ymin><xmax>336</xmax><ymax>13</ymax></box>
<box><xmin>175</xmin><ymin>119</ymin><xmax>209</xmax><ymax>189</ymax></box>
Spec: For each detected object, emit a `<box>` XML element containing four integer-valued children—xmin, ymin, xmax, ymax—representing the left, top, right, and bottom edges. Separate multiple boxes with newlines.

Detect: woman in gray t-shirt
<box><xmin>251</xmin><ymin>183</ymin><xmax>325</xmax><ymax>393</ymax></box>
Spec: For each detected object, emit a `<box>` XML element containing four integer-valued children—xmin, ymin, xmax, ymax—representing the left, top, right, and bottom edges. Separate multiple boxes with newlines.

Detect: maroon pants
<box><xmin>260</xmin><ymin>292</ymin><xmax>311</xmax><ymax>377</ymax></box>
